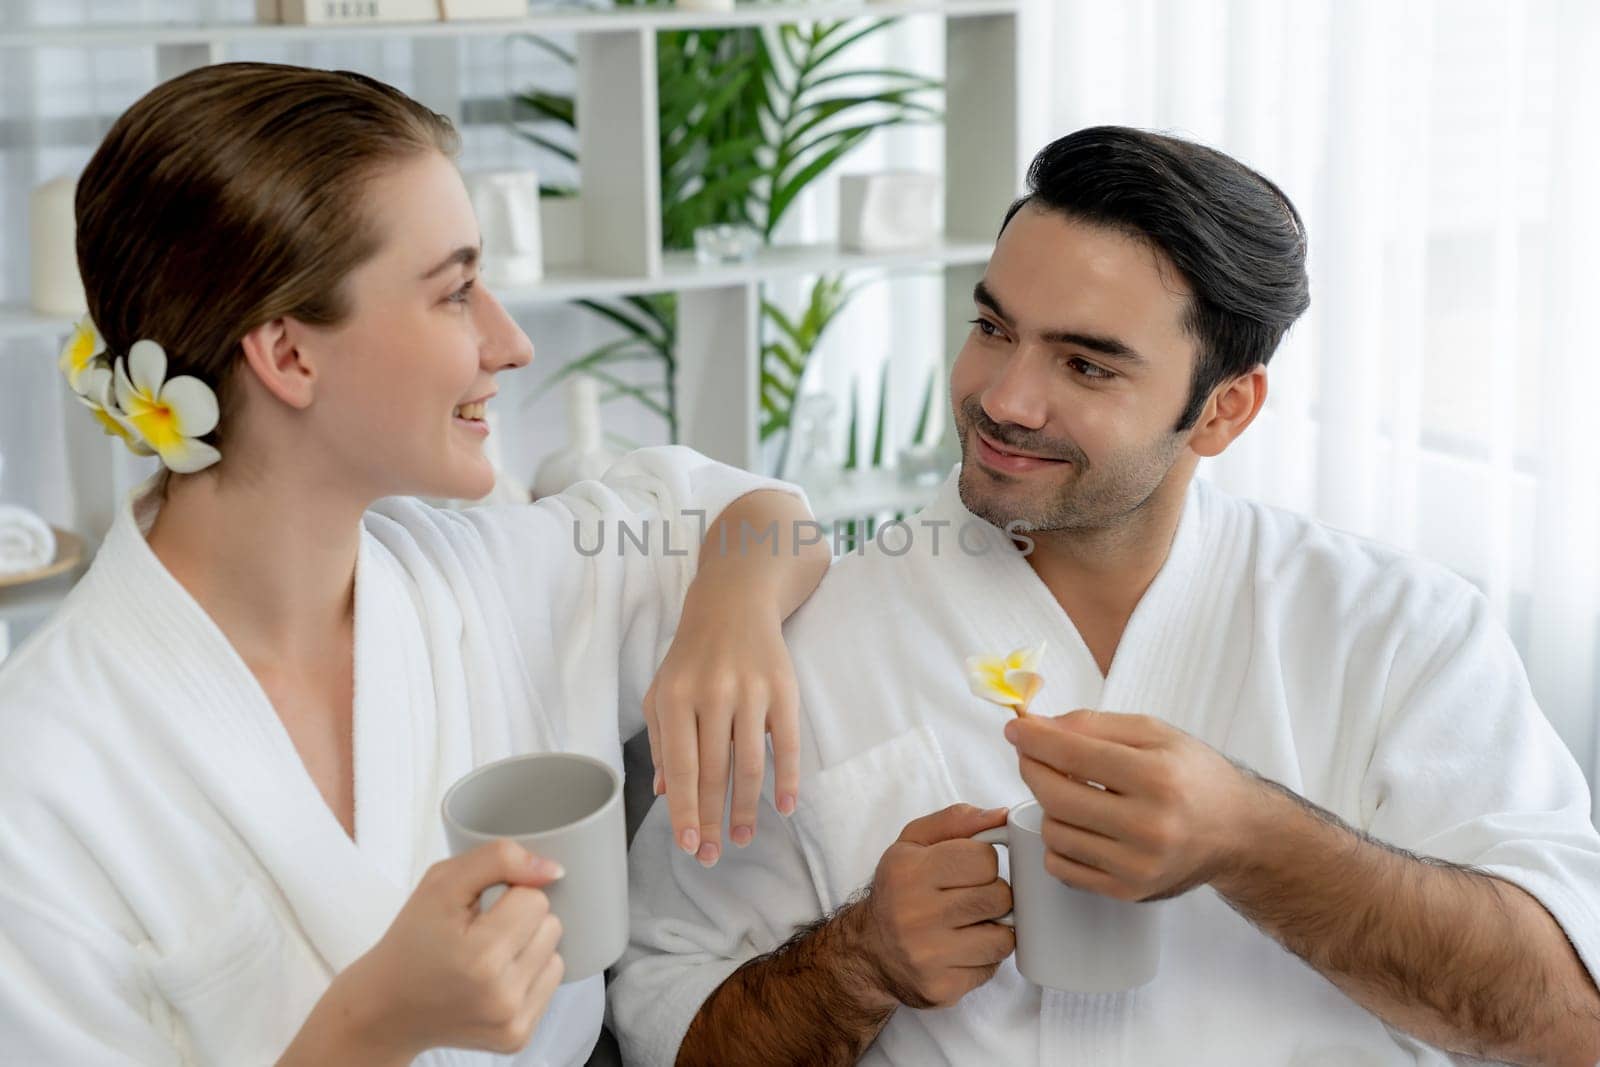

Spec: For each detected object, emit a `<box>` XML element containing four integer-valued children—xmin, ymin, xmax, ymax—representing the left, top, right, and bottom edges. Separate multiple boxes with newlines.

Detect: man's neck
<box><xmin>144</xmin><ymin>465</ymin><xmax>367</xmax><ymax>668</ymax></box>
<box><xmin>1024</xmin><ymin>473</ymin><xmax>1191</xmax><ymax>675</ymax></box>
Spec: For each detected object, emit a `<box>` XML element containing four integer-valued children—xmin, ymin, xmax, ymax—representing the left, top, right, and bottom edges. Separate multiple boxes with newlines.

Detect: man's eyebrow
<box><xmin>973</xmin><ymin>280</ymin><xmax>1149</xmax><ymax>368</ymax></box>
<box><xmin>420</xmin><ymin>243</ymin><xmax>481</xmax><ymax>280</ymax></box>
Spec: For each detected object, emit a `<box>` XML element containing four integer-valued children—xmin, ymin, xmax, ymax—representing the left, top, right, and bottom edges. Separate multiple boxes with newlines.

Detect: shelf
<box><xmin>1</xmin><ymin>0</ymin><xmax>1019</xmax><ymax>563</ymax></box>
<box><xmin>0</xmin><ymin>567</ymin><xmax>82</xmax><ymax>625</ymax></box>
<box><xmin>0</xmin><ymin>238</ymin><xmax>992</xmax><ymax>345</ymax></box>
<box><xmin>0</xmin><ymin>1</ymin><xmax>1019</xmax><ymax>49</ymax></box>
<box><xmin>0</xmin><ymin>304</ymin><xmax>73</xmax><ymax>344</ymax></box>
<box><xmin>805</xmin><ymin>465</ymin><xmax>942</xmax><ymax>526</ymax></box>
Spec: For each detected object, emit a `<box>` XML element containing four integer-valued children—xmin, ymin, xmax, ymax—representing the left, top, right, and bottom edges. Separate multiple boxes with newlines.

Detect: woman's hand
<box><xmin>644</xmin><ymin>585</ymin><xmax>802</xmax><ymax>869</ymax></box>
<box><xmin>318</xmin><ymin>841</ymin><xmax>568</xmax><ymax>1061</ymax></box>
<box><xmin>643</xmin><ymin>488</ymin><xmax>827</xmax><ymax>868</ymax></box>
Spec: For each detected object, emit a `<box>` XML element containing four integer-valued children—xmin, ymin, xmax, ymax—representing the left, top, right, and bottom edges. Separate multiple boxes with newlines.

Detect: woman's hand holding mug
<box><xmin>324</xmin><ymin>840</ymin><xmax>567</xmax><ymax>1061</ymax></box>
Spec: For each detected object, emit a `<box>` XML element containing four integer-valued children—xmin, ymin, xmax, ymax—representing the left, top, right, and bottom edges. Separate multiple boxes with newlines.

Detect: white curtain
<box><xmin>1034</xmin><ymin>0</ymin><xmax>1600</xmax><ymax>812</ymax></box>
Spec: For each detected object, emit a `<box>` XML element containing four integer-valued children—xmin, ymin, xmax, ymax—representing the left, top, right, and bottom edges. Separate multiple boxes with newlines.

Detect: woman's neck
<box><xmin>144</xmin><ymin>468</ymin><xmax>367</xmax><ymax>665</ymax></box>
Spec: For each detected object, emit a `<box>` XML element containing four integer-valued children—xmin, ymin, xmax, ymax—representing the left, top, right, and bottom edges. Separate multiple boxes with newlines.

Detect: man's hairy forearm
<box><xmin>678</xmin><ymin>896</ymin><xmax>895</xmax><ymax>1067</ymax></box>
<box><xmin>1214</xmin><ymin>774</ymin><xmax>1600</xmax><ymax>1066</ymax></box>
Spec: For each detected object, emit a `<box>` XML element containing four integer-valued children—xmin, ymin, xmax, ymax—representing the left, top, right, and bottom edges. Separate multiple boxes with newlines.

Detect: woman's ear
<box><xmin>239</xmin><ymin>318</ymin><xmax>316</xmax><ymax>411</ymax></box>
<box><xmin>1188</xmin><ymin>365</ymin><xmax>1268</xmax><ymax>459</ymax></box>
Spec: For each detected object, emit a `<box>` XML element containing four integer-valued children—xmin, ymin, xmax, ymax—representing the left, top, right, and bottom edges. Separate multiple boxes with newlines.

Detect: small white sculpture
<box><xmin>463</xmin><ymin>170</ymin><xmax>544</xmax><ymax>288</ymax></box>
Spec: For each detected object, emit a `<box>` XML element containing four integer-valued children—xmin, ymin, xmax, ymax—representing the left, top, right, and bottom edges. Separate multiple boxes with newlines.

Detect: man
<box><xmin>608</xmin><ymin>128</ymin><xmax>1600</xmax><ymax>1066</ymax></box>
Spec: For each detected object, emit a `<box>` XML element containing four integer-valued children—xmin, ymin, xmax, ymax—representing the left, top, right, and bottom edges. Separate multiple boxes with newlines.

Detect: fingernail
<box><xmin>696</xmin><ymin>842</ymin><xmax>720</xmax><ymax>867</ymax></box>
<box><xmin>777</xmin><ymin>793</ymin><xmax>796</xmax><ymax>817</ymax></box>
<box><xmin>731</xmin><ymin>824</ymin><xmax>753</xmax><ymax>847</ymax></box>
<box><xmin>536</xmin><ymin>858</ymin><xmax>566</xmax><ymax>880</ymax></box>
<box><xmin>1003</xmin><ymin>720</ymin><xmax>1019</xmax><ymax>743</ymax></box>
<box><xmin>653</xmin><ymin>770</ymin><xmax>664</xmax><ymax>796</ymax></box>
<box><xmin>680</xmin><ymin>827</ymin><xmax>700</xmax><ymax>854</ymax></box>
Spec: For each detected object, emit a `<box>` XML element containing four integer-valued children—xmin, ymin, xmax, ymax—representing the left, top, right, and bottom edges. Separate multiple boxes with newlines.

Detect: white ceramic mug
<box><xmin>441</xmin><ymin>751</ymin><xmax>627</xmax><ymax>983</ymax></box>
<box><xmin>462</xmin><ymin>169</ymin><xmax>544</xmax><ymax>287</ymax></box>
<box><xmin>973</xmin><ymin>800</ymin><xmax>1161</xmax><ymax>993</ymax></box>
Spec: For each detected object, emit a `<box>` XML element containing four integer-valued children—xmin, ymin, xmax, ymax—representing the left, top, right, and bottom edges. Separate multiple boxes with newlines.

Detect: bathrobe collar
<box><xmin>914</xmin><ymin>466</ymin><xmax>1243</xmax><ymax>725</ymax></box>
<box><xmin>84</xmin><ymin>479</ymin><xmax>426</xmax><ymax>976</ymax></box>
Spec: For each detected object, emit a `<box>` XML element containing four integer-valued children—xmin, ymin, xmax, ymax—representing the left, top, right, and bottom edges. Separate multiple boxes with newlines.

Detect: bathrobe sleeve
<box><xmin>461</xmin><ymin>445</ymin><xmax>806</xmax><ymax>741</ymax></box>
<box><xmin>608</xmin><ymin>779</ymin><xmax>828</xmax><ymax>1067</ymax></box>
<box><xmin>1361</xmin><ymin>583</ymin><xmax>1600</xmax><ymax>989</ymax></box>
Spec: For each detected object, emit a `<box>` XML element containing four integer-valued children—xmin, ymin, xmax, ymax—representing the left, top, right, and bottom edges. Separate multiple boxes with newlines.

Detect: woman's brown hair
<box><xmin>75</xmin><ymin>61</ymin><xmax>459</xmax><ymax>472</ymax></box>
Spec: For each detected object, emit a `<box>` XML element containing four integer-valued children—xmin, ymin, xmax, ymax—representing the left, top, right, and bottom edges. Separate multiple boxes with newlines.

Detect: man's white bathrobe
<box><xmin>612</xmin><ymin>468</ymin><xmax>1600</xmax><ymax>1066</ymax></box>
<box><xmin>0</xmin><ymin>446</ymin><xmax>796</xmax><ymax>1066</ymax></box>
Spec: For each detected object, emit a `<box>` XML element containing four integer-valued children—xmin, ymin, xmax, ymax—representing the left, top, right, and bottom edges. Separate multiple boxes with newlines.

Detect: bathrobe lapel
<box><xmin>915</xmin><ymin>471</ymin><xmax>1224</xmax><ymax>727</ymax></box>
<box><xmin>94</xmin><ymin>488</ymin><xmax>417</xmax><ymax>977</ymax></box>
<box><xmin>915</xmin><ymin>471</ymin><xmax>1260</xmax><ymax>1062</ymax></box>
<box><xmin>900</xmin><ymin>476</ymin><xmax>1105</xmax><ymax>713</ymax></box>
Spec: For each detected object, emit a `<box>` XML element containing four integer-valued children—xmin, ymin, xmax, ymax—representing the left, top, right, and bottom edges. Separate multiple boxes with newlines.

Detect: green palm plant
<box><xmin>834</xmin><ymin>360</ymin><xmax>941</xmax><ymax>548</ymax></box>
<box><xmin>758</xmin><ymin>21</ymin><xmax>940</xmax><ymax>243</ymax></box>
<box><xmin>533</xmin><ymin>294</ymin><xmax>677</xmax><ymax>445</ymax></box>
<box><xmin>760</xmin><ymin>273</ymin><xmax>851</xmax><ymax>465</ymax></box>
<box><xmin>512</xmin><ymin>14</ymin><xmax>941</xmax><ymax>454</ymax></box>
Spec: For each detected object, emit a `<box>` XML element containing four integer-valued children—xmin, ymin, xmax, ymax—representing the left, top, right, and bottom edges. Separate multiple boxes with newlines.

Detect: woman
<box><xmin>0</xmin><ymin>63</ymin><xmax>828</xmax><ymax>1064</ymax></box>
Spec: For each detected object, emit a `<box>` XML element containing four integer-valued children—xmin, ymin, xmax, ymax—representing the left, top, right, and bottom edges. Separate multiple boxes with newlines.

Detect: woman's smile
<box><xmin>452</xmin><ymin>394</ymin><xmax>492</xmax><ymax>435</ymax></box>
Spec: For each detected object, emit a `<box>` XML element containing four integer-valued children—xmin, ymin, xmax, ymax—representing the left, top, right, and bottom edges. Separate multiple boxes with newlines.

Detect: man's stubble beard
<box><xmin>955</xmin><ymin>409</ymin><xmax>1188</xmax><ymax>535</ymax></box>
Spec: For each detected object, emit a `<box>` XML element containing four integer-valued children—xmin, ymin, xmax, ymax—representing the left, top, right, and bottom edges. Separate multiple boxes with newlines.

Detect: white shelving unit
<box><xmin>0</xmin><ymin>0</ymin><xmax>1023</xmax><ymax>626</ymax></box>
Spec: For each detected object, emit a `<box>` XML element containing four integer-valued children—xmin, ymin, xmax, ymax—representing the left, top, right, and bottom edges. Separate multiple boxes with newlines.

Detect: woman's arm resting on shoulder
<box><xmin>646</xmin><ymin>488</ymin><xmax>829</xmax><ymax>867</ymax></box>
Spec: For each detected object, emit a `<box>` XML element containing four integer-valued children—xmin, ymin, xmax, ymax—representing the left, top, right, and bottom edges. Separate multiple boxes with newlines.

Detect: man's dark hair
<box><xmin>1000</xmin><ymin>126</ymin><xmax>1310</xmax><ymax>431</ymax></box>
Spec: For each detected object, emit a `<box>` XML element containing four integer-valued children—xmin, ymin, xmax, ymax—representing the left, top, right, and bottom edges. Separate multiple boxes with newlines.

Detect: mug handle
<box><xmin>971</xmin><ymin>827</ymin><xmax>1016</xmax><ymax>929</ymax></box>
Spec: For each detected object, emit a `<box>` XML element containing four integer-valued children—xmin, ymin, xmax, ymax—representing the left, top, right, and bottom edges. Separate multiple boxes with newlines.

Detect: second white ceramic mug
<box><xmin>974</xmin><ymin>799</ymin><xmax>1161</xmax><ymax>993</ymax></box>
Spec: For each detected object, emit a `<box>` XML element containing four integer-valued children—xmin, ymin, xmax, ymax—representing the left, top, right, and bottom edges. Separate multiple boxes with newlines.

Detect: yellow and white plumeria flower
<box><xmin>112</xmin><ymin>339</ymin><xmax>221</xmax><ymax>473</ymax></box>
<box><xmin>76</xmin><ymin>362</ymin><xmax>154</xmax><ymax>456</ymax></box>
<box><xmin>965</xmin><ymin>641</ymin><xmax>1046</xmax><ymax>717</ymax></box>
<box><xmin>59</xmin><ymin>317</ymin><xmax>153</xmax><ymax>456</ymax></box>
<box><xmin>58</xmin><ymin>315</ymin><xmax>105</xmax><ymax>397</ymax></box>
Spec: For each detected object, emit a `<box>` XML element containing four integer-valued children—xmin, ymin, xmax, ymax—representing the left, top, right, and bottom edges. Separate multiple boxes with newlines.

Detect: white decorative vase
<box><xmin>480</xmin><ymin>409</ymin><xmax>532</xmax><ymax>506</ymax></box>
<box><xmin>532</xmin><ymin>377</ymin><xmax>621</xmax><ymax>499</ymax></box>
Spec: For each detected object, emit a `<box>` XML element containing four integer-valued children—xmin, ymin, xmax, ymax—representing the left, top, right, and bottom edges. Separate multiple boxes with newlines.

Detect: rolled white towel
<box><xmin>0</xmin><ymin>505</ymin><xmax>57</xmax><ymax>577</ymax></box>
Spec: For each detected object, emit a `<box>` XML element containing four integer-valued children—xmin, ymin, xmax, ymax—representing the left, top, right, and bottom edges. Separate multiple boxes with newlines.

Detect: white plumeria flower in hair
<box><xmin>965</xmin><ymin>640</ymin><xmax>1047</xmax><ymax>718</ymax></box>
<box><xmin>58</xmin><ymin>316</ymin><xmax>105</xmax><ymax>396</ymax></box>
<box><xmin>58</xmin><ymin>317</ymin><xmax>153</xmax><ymax>457</ymax></box>
<box><xmin>77</xmin><ymin>362</ymin><xmax>154</xmax><ymax>456</ymax></box>
<box><xmin>112</xmin><ymin>339</ymin><xmax>221</xmax><ymax>473</ymax></box>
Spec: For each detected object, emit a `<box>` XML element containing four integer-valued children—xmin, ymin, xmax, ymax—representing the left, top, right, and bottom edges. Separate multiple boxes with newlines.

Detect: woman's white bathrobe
<box><xmin>0</xmin><ymin>446</ymin><xmax>796</xmax><ymax>1066</ymax></box>
<box><xmin>612</xmin><ymin>469</ymin><xmax>1600</xmax><ymax>1067</ymax></box>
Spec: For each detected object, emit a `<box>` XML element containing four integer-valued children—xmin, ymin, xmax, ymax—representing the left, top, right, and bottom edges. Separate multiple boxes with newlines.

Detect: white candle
<box><xmin>30</xmin><ymin>175</ymin><xmax>86</xmax><ymax>317</ymax></box>
<box><xmin>675</xmin><ymin>0</ymin><xmax>735</xmax><ymax>12</ymax></box>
